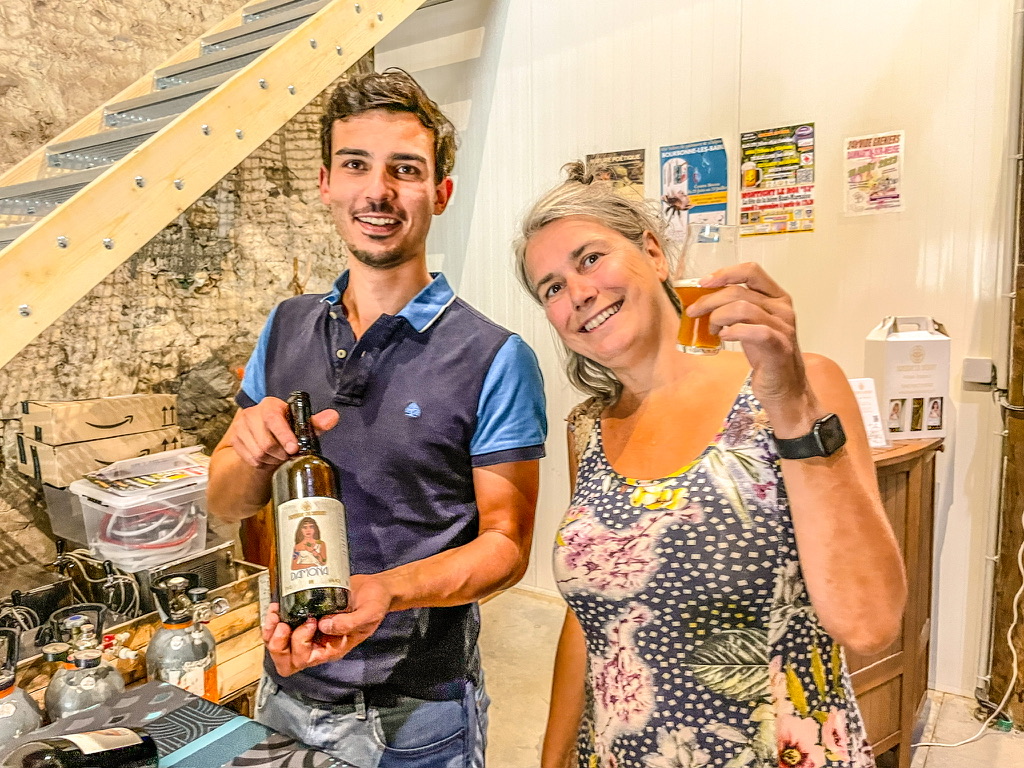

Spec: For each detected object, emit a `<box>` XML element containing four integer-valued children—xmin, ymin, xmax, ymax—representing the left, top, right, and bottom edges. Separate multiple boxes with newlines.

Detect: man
<box><xmin>207</xmin><ymin>69</ymin><xmax>547</xmax><ymax>768</ymax></box>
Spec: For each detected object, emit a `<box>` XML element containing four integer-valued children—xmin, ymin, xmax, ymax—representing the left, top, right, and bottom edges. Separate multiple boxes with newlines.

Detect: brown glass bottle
<box><xmin>271</xmin><ymin>391</ymin><xmax>350</xmax><ymax>627</ymax></box>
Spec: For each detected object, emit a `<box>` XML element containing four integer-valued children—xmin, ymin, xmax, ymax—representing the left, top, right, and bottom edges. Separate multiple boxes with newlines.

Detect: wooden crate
<box><xmin>17</xmin><ymin>560</ymin><xmax>269</xmax><ymax>707</ymax></box>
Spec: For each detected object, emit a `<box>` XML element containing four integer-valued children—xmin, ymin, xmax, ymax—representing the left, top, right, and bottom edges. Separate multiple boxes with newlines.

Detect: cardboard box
<box><xmin>865</xmin><ymin>316</ymin><xmax>950</xmax><ymax>439</ymax></box>
<box><xmin>20</xmin><ymin>393</ymin><xmax>177</xmax><ymax>445</ymax></box>
<box><xmin>15</xmin><ymin>427</ymin><xmax>184</xmax><ymax>487</ymax></box>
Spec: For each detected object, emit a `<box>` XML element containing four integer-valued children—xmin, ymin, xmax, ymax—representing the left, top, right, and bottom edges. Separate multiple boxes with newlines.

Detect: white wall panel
<box><xmin>378</xmin><ymin>0</ymin><xmax>1017</xmax><ymax>696</ymax></box>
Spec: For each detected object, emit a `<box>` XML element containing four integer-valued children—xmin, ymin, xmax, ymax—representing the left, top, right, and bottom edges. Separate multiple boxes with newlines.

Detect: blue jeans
<box><xmin>254</xmin><ymin>675</ymin><xmax>489</xmax><ymax>768</ymax></box>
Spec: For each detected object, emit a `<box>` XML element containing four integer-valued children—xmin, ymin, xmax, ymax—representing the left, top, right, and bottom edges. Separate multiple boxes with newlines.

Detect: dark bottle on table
<box><xmin>2</xmin><ymin>727</ymin><xmax>157</xmax><ymax>768</ymax></box>
<box><xmin>271</xmin><ymin>391</ymin><xmax>351</xmax><ymax>627</ymax></box>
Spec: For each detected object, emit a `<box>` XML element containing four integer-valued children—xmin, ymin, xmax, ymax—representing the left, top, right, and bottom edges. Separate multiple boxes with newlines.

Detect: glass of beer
<box><xmin>672</xmin><ymin>223</ymin><xmax>739</xmax><ymax>354</ymax></box>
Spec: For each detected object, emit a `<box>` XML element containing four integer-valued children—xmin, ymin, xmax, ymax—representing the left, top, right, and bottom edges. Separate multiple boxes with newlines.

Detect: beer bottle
<box><xmin>271</xmin><ymin>391</ymin><xmax>350</xmax><ymax>627</ymax></box>
<box><xmin>2</xmin><ymin>727</ymin><xmax>157</xmax><ymax>768</ymax></box>
<box><xmin>910</xmin><ymin>398</ymin><xmax>924</xmax><ymax>432</ymax></box>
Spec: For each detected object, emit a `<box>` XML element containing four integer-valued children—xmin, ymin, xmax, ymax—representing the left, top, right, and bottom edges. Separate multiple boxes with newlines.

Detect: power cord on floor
<box><xmin>912</xmin><ymin>503</ymin><xmax>1024</xmax><ymax>748</ymax></box>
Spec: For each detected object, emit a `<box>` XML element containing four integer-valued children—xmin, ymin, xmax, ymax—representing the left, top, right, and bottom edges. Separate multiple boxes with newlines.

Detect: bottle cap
<box><xmin>73</xmin><ymin>649</ymin><xmax>102</xmax><ymax>668</ymax></box>
<box><xmin>42</xmin><ymin>642</ymin><xmax>71</xmax><ymax>662</ymax></box>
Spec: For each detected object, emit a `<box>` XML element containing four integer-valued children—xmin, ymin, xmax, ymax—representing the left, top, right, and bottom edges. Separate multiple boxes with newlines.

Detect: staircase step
<box><xmin>0</xmin><ymin>224</ymin><xmax>33</xmax><ymax>251</ymax></box>
<box><xmin>243</xmin><ymin>0</ymin><xmax>324</xmax><ymax>22</ymax></box>
<box><xmin>46</xmin><ymin>117</ymin><xmax>175</xmax><ymax>170</ymax></box>
<box><xmin>202</xmin><ymin>0</ymin><xmax>329</xmax><ymax>54</ymax></box>
<box><xmin>154</xmin><ymin>33</ymin><xmax>287</xmax><ymax>89</ymax></box>
<box><xmin>105</xmin><ymin>71</ymin><xmax>232</xmax><ymax>127</ymax></box>
<box><xmin>0</xmin><ymin>169</ymin><xmax>105</xmax><ymax>217</ymax></box>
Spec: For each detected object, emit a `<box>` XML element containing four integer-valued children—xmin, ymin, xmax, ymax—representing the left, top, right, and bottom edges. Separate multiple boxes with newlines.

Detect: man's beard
<box><xmin>348</xmin><ymin>245</ymin><xmax>412</xmax><ymax>270</ymax></box>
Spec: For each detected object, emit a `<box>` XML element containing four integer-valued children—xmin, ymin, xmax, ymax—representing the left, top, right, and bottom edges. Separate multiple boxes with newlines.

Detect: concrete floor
<box><xmin>480</xmin><ymin>588</ymin><xmax>1024</xmax><ymax>768</ymax></box>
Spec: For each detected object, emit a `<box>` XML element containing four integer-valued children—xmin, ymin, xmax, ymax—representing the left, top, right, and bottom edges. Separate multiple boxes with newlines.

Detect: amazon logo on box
<box><xmin>19</xmin><ymin>394</ymin><xmax>178</xmax><ymax>446</ymax></box>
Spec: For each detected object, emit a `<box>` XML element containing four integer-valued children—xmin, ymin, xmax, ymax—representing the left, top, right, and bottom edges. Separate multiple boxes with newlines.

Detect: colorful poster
<box><xmin>844</xmin><ymin>131</ymin><xmax>905</xmax><ymax>215</ymax></box>
<box><xmin>659</xmin><ymin>139</ymin><xmax>728</xmax><ymax>239</ymax></box>
<box><xmin>738</xmin><ymin>123</ymin><xmax>815</xmax><ymax>237</ymax></box>
<box><xmin>586</xmin><ymin>149</ymin><xmax>645</xmax><ymax>201</ymax></box>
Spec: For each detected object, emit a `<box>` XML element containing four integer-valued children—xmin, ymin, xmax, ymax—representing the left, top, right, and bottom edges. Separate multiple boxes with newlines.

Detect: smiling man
<box><xmin>207</xmin><ymin>69</ymin><xmax>547</xmax><ymax>768</ymax></box>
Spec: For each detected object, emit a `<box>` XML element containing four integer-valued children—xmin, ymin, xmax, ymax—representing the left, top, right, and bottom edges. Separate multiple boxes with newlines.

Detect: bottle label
<box><xmin>159</xmin><ymin>656</ymin><xmax>212</xmax><ymax>698</ymax></box>
<box><xmin>0</xmin><ymin>703</ymin><xmax>14</xmax><ymax>718</ymax></box>
<box><xmin>79</xmin><ymin>675</ymin><xmax>97</xmax><ymax>690</ymax></box>
<box><xmin>63</xmin><ymin>728</ymin><xmax>142</xmax><ymax>754</ymax></box>
<box><xmin>277</xmin><ymin>497</ymin><xmax>350</xmax><ymax>598</ymax></box>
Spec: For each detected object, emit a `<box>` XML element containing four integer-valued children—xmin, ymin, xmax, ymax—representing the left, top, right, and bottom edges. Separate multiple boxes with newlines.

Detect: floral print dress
<box><xmin>555</xmin><ymin>383</ymin><xmax>875</xmax><ymax>768</ymax></box>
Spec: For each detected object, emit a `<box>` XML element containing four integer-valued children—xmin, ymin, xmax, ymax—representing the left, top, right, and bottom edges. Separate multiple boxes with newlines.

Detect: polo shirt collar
<box><xmin>322</xmin><ymin>270</ymin><xmax>456</xmax><ymax>333</ymax></box>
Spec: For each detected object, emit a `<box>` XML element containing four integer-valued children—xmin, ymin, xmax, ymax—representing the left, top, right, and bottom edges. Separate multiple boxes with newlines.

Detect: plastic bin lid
<box><xmin>69</xmin><ymin>446</ymin><xmax>209</xmax><ymax>506</ymax></box>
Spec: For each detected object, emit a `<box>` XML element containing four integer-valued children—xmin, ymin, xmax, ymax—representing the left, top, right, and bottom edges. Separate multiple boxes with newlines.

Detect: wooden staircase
<box><xmin>0</xmin><ymin>0</ymin><xmax>445</xmax><ymax>369</ymax></box>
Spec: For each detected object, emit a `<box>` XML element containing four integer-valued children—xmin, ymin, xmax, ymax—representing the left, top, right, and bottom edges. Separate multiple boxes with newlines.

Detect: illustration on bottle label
<box><xmin>277</xmin><ymin>497</ymin><xmax>350</xmax><ymax>598</ymax></box>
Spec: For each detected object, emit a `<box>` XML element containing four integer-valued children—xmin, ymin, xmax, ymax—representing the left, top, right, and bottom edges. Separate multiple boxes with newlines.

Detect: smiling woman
<box><xmin>514</xmin><ymin>162</ymin><xmax>680</xmax><ymax>403</ymax></box>
<box><xmin>514</xmin><ymin>164</ymin><xmax>907</xmax><ymax>768</ymax></box>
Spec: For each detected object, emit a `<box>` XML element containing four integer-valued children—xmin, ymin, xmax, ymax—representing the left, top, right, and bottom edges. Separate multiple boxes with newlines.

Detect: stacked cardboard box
<box><xmin>15</xmin><ymin>394</ymin><xmax>186</xmax><ymax>542</ymax></box>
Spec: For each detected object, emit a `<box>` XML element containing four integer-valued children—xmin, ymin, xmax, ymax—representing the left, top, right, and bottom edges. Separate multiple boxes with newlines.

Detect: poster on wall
<box><xmin>844</xmin><ymin>131</ymin><xmax>905</xmax><ymax>215</ymax></box>
<box><xmin>738</xmin><ymin>123</ymin><xmax>815</xmax><ymax>237</ymax></box>
<box><xmin>659</xmin><ymin>139</ymin><xmax>728</xmax><ymax>240</ymax></box>
<box><xmin>586</xmin><ymin>149</ymin><xmax>645</xmax><ymax>200</ymax></box>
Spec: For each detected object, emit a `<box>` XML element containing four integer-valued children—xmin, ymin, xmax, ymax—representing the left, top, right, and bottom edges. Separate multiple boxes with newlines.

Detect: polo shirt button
<box><xmin>330</xmin><ymin>312</ymin><xmax>338</xmax><ymax>320</ymax></box>
<box><xmin>336</xmin><ymin>349</ymin><xmax>347</xmax><ymax>359</ymax></box>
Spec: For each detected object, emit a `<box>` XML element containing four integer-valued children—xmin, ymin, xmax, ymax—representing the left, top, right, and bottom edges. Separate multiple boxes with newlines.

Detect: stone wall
<box><xmin>0</xmin><ymin>1</ymin><xmax>357</xmax><ymax>560</ymax></box>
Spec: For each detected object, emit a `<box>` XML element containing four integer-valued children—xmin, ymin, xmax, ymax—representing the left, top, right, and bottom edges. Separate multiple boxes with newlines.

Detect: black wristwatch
<box><xmin>768</xmin><ymin>413</ymin><xmax>847</xmax><ymax>459</ymax></box>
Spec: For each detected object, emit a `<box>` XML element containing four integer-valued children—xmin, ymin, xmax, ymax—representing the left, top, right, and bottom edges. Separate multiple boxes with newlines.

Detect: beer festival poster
<box><xmin>843</xmin><ymin>130</ymin><xmax>906</xmax><ymax>216</ymax></box>
<box><xmin>659</xmin><ymin>139</ymin><xmax>729</xmax><ymax>241</ymax></box>
<box><xmin>739</xmin><ymin>122</ymin><xmax>816</xmax><ymax>238</ymax></box>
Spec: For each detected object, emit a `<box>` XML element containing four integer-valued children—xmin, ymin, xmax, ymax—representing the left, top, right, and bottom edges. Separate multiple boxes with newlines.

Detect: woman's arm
<box><xmin>541</xmin><ymin>609</ymin><xmax>587</xmax><ymax>768</ymax></box>
<box><xmin>772</xmin><ymin>354</ymin><xmax>907</xmax><ymax>655</ymax></box>
<box><xmin>697</xmin><ymin>263</ymin><xmax>907</xmax><ymax>655</ymax></box>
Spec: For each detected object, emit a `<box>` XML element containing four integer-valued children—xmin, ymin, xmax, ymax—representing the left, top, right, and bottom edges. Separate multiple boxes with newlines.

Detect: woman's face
<box><xmin>525</xmin><ymin>216</ymin><xmax>671</xmax><ymax>369</ymax></box>
<box><xmin>301</xmin><ymin>522</ymin><xmax>316</xmax><ymax>540</ymax></box>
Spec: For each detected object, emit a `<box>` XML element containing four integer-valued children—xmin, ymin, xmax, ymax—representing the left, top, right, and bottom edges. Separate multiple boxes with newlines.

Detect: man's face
<box><xmin>319</xmin><ymin>110</ymin><xmax>452</xmax><ymax>270</ymax></box>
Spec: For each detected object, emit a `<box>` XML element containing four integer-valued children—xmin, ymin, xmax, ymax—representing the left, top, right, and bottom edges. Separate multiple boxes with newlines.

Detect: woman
<box><xmin>291</xmin><ymin>517</ymin><xmax>328</xmax><ymax>570</ymax></box>
<box><xmin>514</xmin><ymin>164</ymin><xmax>906</xmax><ymax>768</ymax></box>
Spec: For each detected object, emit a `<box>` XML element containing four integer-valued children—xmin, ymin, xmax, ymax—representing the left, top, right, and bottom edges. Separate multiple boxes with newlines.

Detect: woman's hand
<box><xmin>687</xmin><ymin>262</ymin><xmax>819</xmax><ymax>432</ymax></box>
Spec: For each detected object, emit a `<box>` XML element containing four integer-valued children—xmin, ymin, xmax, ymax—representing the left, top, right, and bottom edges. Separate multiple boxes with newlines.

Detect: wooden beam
<box><xmin>0</xmin><ymin>0</ymin><xmax>424</xmax><ymax>370</ymax></box>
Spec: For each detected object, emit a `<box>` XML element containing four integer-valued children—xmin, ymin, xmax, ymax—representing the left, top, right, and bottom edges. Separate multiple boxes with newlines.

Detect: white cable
<box><xmin>913</xmin><ymin>503</ymin><xmax>1024</xmax><ymax>748</ymax></box>
<box><xmin>60</xmin><ymin>549</ymin><xmax>141</xmax><ymax>618</ymax></box>
<box><xmin>0</xmin><ymin>604</ymin><xmax>40</xmax><ymax>631</ymax></box>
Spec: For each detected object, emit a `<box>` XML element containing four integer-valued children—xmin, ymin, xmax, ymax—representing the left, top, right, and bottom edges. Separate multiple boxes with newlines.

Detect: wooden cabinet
<box><xmin>847</xmin><ymin>438</ymin><xmax>942</xmax><ymax>768</ymax></box>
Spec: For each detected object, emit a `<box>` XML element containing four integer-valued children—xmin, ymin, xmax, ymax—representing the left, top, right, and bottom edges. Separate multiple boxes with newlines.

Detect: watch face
<box><xmin>815</xmin><ymin>413</ymin><xmax>846</xmax><ymax>455</ymax></box>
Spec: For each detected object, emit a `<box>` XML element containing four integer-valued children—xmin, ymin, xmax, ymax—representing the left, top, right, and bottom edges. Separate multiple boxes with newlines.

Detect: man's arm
<box><xmin>208</xmin><ymin>398</ymin><xmax>339</xmax><ymax>522</ymax></box>
<box><xmin>264</xmin><ymin>458</ymin><xmax>540</xmax><ymax>676</ymax></box>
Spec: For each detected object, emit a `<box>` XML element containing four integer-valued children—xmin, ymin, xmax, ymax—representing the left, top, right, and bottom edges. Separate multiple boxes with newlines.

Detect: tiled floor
<box><xmin>480</xmin><ymin>588</ymin><xmax>1024</xmax><ymax>768</ymax></box>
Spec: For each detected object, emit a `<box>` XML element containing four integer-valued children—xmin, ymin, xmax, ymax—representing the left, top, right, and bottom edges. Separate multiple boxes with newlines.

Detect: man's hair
<box><xmin>320</xmin><ymin>68</ymin><xmax>458</xmax><ymax>181</ymax></box>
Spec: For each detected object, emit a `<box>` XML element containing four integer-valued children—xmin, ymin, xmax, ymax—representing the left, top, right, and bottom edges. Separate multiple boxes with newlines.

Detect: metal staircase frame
<box><xmin>0</xmin><ymin>0</ymin><xmax>430</xmax><ymax>370</ymax></box>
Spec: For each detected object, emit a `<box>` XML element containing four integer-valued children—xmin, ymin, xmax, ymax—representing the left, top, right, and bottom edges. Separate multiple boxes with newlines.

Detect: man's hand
<box><xmin>263</xmin><ymin>602</ymin><xmax>353</xmax><ymax>677</ymax></box>
<box><xmin>317</xmin><ymin>574</ymin><xmax>393</xmax><ymax>650</ymax></box>
<box><xmin>262</xmin><ymin>576</ymin><xmax>394</xmax><ymax>676</ymax></box>
<box><xmin>226</xmin><ymin>397</ymin><xmax>339</xmax><ymax>470</ymax></box>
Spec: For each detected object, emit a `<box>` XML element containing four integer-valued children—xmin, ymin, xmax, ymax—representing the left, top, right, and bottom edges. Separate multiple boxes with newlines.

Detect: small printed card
<box><xmin>849</xmin><ymin>378</ymin><xmax>889</xmax><ymax>449</ymax></box>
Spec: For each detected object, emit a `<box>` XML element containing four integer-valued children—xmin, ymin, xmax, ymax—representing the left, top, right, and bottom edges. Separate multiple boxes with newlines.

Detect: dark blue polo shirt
<box><xmin>237</xmin><ymin>272</ymin><xmax>547</xmax><ymax>701</ymax></box>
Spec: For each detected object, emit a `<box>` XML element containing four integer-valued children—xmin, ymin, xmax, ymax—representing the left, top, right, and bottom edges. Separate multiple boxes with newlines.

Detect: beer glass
<box><xmin>671</xmin><ymin>223</ymin><xmax>739</xmax><ymax>355</ymax></box>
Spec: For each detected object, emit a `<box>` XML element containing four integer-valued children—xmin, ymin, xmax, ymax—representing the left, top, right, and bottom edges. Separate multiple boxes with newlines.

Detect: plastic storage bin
<box><xmin>68</xmin><ymin>447</ymin><xmax>209</xmax><ymax>572</ymax></box>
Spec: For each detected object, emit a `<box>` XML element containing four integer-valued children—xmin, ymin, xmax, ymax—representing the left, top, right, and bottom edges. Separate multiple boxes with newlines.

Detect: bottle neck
<box><xmin>289</xmin><ymin>393</ymin><xmax>320</xmax><ymax>454</ymax></box>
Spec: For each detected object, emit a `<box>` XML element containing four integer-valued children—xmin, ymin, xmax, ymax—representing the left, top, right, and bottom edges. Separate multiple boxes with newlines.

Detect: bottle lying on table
<box><xmin>2</xmin><ymin>727</ymin><xmax>157</xmax><ymax>768</ymax></box>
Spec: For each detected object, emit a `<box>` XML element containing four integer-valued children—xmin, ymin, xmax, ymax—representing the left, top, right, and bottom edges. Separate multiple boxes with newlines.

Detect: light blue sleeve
<box><xmin>238</xmin><ymin>305</ymin><xmax>279</xmax><ymax>407</ymax></box>
<box><xmin>470</xmin><ymin>335</ymin><xmax>548</xmax><ymax>465</ymax></box>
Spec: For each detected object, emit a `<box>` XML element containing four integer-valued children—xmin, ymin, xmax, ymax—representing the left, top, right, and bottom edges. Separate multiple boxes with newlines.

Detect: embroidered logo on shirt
<box><xmin>404</xmin><ymin>402</ymin><xmax>422</xmax><ymax>419</ymax></box>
